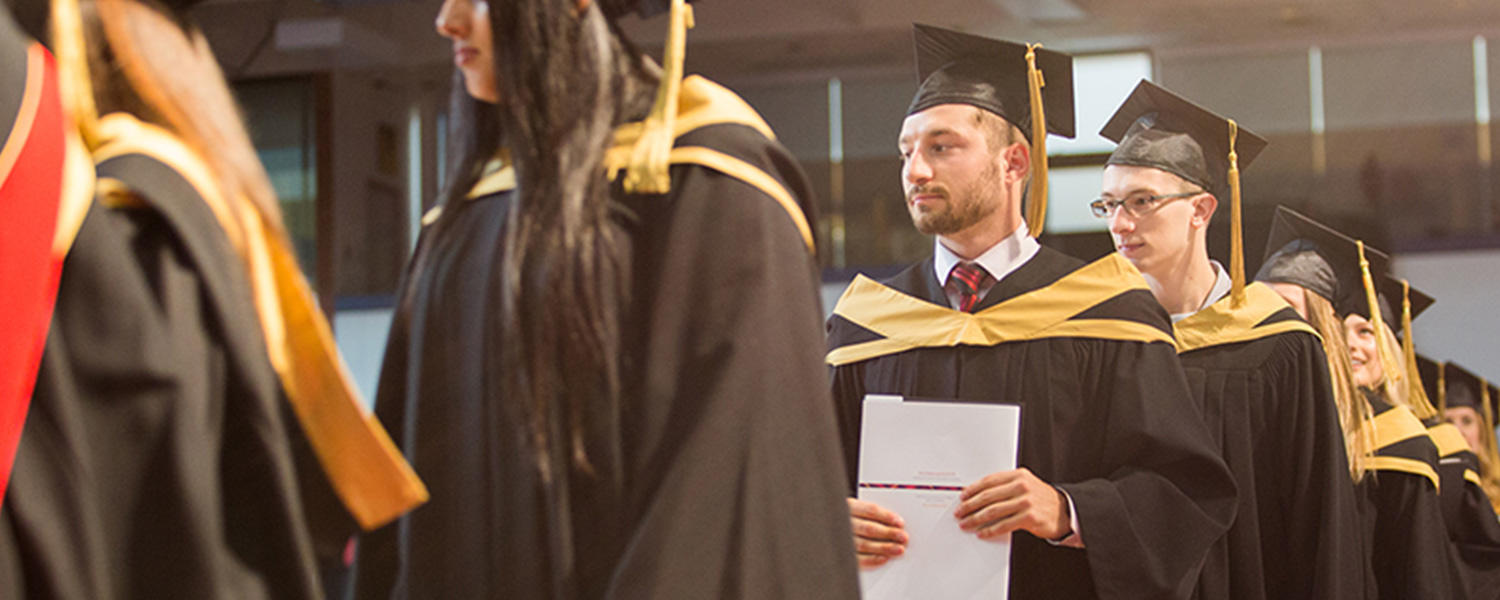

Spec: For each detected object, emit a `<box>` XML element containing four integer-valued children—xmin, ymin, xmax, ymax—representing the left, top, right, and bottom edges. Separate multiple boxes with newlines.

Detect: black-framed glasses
<box><xmin>1089</xmin><ymin>190</ymin><xmax>1204</xmax><ymax>219</ymax></box>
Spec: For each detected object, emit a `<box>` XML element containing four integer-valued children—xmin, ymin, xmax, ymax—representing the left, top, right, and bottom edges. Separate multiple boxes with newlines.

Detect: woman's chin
<box><xmin>462</xmin><ymin>78</ymin><xmax>500</xmax><ymax>104</ymax></box>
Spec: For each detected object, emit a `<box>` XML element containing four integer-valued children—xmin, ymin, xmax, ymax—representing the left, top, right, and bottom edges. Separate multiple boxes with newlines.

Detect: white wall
<box><xmin>1394</xmin><ymin>249</ymin><xmax>1500</xmax><ymax>379</ymax></box>
<box><xmin>333</xmin><ymin>308</ymin><xmax>395</xmax><ymax>410</ymax></box>
<box><xmin>821</xmin><ymin>281</ymin><xmax>850</xmax><ymax>319</ymax></box>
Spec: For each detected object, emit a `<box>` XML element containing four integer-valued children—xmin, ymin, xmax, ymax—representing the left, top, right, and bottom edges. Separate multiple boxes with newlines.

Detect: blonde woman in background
<box><xmin>1257</xmin><ymin>206</ymin><xmax>1459</xmax><ymax>599</ymax></box>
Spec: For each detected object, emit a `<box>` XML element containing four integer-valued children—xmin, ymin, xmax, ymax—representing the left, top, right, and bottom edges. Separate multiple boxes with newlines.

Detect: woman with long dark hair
<box><xmin>0</xmin><ymin>0</ymin><xmax>426</xmax><ymax>596</ymax></box>
<box><xmin>352</xmin><ymin>0</ymin><xmax>858</xmax><ymax>597</ymax></box>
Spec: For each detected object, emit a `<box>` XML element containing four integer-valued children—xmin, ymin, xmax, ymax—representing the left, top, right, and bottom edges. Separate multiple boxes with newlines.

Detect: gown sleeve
<box><xmin>3</xmin><ymin>157</ymin><xmax>325</xmax><ymax>600</ymax></box>
<box><xmin>605</xmin><ymin>126</ymin><xmax>860</xmax><ymax>600</ymax></box>
<box><xmin>1058</xmin><ymin>337</ymin><xmax>1238</xmax><ymax>600</ymax></box>
<box><xmin>1265</xmin><ymin>333</ymin><xmax>1366</xmax><ymax>600</ymax></box>
<box><xmin>1367</xmin><ymin>471</ymin><xmax>1465</xmax><ymax>599</ymax></box>
<box><xmin>826</xmin><ymin>321</ymin><xmax>868</xmax><ymax>491</ymax></box>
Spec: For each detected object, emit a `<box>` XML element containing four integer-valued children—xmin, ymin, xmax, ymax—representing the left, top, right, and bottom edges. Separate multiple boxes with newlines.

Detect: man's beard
<box><xmin>907</xmin><ymin>162</ymin><xmax>1004</xmax><ymax>236</ymax></box>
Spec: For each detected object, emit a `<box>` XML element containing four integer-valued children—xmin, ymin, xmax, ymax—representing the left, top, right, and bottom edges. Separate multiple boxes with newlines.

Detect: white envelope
<box><xmin>856</xmin><ymin>395</ymin><xmax>1021</xmax><ymax>600</ymax></box>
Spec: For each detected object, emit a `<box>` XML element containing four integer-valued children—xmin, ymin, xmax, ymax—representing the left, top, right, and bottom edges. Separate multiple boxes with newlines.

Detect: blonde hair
<box><xmin>1372</xmin><ymin>321</ymin><xmax>1440</xmax><ymax>421</ymax></box>
<box><xmin>1308</xmin><ymin>292</ymin><xmax>1372</xmax><ymax>482</ymax></box>
<box><xmin>1476</xmin><ymin>384</ymin><xmax>1500</xmax><ymax>514</ymax></box>
<box><xmin>86</xmin><ymin>0</ymin><xmax>286</xmax><ymax>243</ymax></box>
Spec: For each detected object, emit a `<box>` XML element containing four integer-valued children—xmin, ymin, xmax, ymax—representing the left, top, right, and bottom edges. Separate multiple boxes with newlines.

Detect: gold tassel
<box><xmin>1400</xmin><ymin>279</ymin><xmax>1438</xmax><ymax>418</ymax></box>
<box><xmin>1023</xmin><ymin>43</ymin><xmax>1048</xmax><ymax>237</ymax></box>
<box><xmin>1358</xmin><ymin>240</ymin><xmax>1404</xmax><ymax>384</ymax></box>
<box><xmin>1401</xmin><ymin>280</ymin><xmax>1421</xmax><ymax>394</ymax></box>
<box><xmin>1227</xmin><ymin>119</ymin><xmax>1245</xmax><ymax>308</ymax></box>
<box><xmin>1401</xmin><ymin>280</ymin><xmax>1414</xmax><ymax>368</ymax></box>
<box><xmin>1438</xmin><ymin>360</ymin><xmax>1448</xmax><ymax>413</ymax></box>
<box><xmin>1484</xmin><ymin>378</ymin><xmax>1495</xmax><ymax>430</ymax></box>
<box><xmin>622</xmin><ymin>0</ymin><xmax>695</xmax><ymax>194</ymax></box>
<box><xmin>50</xmin><ymin>0</ymin><xmax>100</xmax><ymax>149</ymax></box>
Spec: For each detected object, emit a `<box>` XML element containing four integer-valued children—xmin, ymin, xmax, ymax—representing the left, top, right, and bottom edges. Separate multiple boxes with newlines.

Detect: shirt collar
<box><xmin>932</xmin><ymin>221</ymin><xmax>1040</xmax><ymax>286</ymax></box>
<box><xmin>1171</xmin><ymin>260</ymin><xmax>1233</xmax><ymax>323</ymax></box>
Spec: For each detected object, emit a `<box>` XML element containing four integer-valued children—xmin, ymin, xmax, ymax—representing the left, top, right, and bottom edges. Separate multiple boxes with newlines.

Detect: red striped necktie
<box><xmin>948</xmin><ymin>262</ymin><xmax>993</xmax><ymax>313</ymax></box>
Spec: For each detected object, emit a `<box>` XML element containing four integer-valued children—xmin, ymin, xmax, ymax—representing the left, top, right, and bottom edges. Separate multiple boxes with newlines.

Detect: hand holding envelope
<box><xmin>954</xmin><ymin>468</ymin><xmax>1071</xmax><ymax>541</ymax></box>
<box><xmin>855</xmin><ymin>395</ymin><xmax>1025</xmax><ymax>600</ymax></box>
<box><xmin>849</xmin><ymin>468</ymin><xmax>1072</xmax><ymax>568</ymax></box>
<box><xmin>849</xmin><ymin>497</ymin><xmax>908</xmax><ymax>568</ymax></box>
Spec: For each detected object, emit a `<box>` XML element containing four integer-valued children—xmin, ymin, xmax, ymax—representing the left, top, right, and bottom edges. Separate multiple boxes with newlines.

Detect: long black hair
<box><xmin>434</xmin><ymin>69</ymin><xmax>500</xmax><ymax>215</ymax></box>
<box><xmin>433</xmin><ymin>0</ymin><xmax>657</xmax><ymax>490</ymax></box>
<box><xmin>68</xmin><ymin>0</ymin><xmax>291</xmax><ymax>259</ymax></box>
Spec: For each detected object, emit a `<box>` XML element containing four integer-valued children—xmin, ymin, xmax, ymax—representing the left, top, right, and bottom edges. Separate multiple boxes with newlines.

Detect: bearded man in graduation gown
<box><xmin>828</xmin><ymin>25</ymin><xmax>1236</xmax><ymax>600</ymax></box>
<box><xmin>1094</xmin><ymin>80</ymin><xmax>1364</xmax><ymax>600</ymax></box>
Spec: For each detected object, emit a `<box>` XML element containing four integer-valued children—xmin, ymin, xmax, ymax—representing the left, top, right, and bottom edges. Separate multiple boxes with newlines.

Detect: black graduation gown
<box><xmin>827</xmin><ymin>247</ymin><xmax>1237</xmax><ymax>600</ymax></box>
<box><xmin>1428</xmin><ymin>421</ymin><xmax>1500</xmax><ymax>600</ymax></box>
<box><xmin>0</xmin><ymin>121</ymin><xmax>329</xmax><ymax>599</ymax></box>
<box><xmin>1359</xmin><ymin>395</ymin><xmax>1465</xmax><ymax>599</ymax></box>
<box><xmin>353</xmin><ymin>77</ymin><xmax>860</xmax><ymax>599</ymax></box>
<box><xmin>1171</xmin><ymin>283</ymin><xmax>1364</xmax><ymax>600</ymax></box>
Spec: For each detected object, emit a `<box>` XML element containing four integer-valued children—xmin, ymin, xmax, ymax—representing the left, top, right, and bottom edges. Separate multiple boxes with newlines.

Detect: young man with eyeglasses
<box><xmin>1097</xmin><ymin>80</ymin><xmax>1365</xmax><ymax>600</ymax></box>
<box><xmin>825</xmin><ymin>27</ymin><xmax>1236</xmax><ymax>599</ymax></box>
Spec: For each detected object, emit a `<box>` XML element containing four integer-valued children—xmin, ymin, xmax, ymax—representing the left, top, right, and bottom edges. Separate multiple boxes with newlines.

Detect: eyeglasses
<box><xmin>1089</xmin><ymin>190</ymin><xmax>1203</xmax><ymax>219</ymax></box>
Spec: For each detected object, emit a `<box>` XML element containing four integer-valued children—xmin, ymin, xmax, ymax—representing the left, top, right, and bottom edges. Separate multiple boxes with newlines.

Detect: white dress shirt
<box><xmin>932</xmin><ymin>224</ymin><xmax>1086</xmax><ymax>547</ymax></box>
<box><xmin>932</xmin><ymin>222</ymin><xmax>1041</xmax><ymax>310</ymax></box>
<box><xmin>1170</xmin><ymin>260</ymin><xmax>1232</xmax><ymax>323</ymax></box>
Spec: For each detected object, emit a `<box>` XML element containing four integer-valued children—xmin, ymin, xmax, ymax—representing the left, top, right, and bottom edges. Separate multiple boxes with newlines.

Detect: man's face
<box><xmin>1100</xmin><ymin>165</ymin><xmax>1208</xmax><ymax>279</ymax></box>
<box><xmin>1343</xmin><ymin>313</ymin><xmax>1383</xmax><ymax>389</ymax></box>
<box><xmin>897</xmin><ymin>105</ymin><xmax>1011</xmax><ymax>236</ymax></box>
<box><xmin>1445</xmin><ymin>406</ymin><xmax>1486</xmax><ymax>456</ymax></box>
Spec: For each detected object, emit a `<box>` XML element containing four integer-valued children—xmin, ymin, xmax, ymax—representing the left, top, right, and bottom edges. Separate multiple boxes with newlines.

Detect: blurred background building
<box><xmin>193</xmin><ymin>0</ymin><xmax>1500</xmax><ymax>400</ymax></box>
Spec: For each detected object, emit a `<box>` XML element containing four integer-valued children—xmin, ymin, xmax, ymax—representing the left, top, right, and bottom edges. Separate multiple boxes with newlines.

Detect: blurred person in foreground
<box><xmin>0</xmin><ymin>0</ymin><xmax>427</xmax><ymax>596</ymax></box>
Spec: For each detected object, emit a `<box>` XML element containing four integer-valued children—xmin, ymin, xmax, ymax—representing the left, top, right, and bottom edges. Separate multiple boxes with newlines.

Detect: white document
<box><xmin>856</xmin><ymin>395</ymin><xmax>1021</xmax><ymax>600</ymax></box>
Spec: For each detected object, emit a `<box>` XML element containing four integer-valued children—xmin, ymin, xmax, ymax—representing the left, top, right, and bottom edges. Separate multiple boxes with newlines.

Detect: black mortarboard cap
<box><xmin>907</xmin><ymin>24</ymin><xmax>1074</xmax><ymax>142</ymax></box>
<box><xmin>1254</xmin><ymin>206</ymin><xmax>1391</xmax><ymax>305</ymax></box>
<box><xmin>1343</xmin><ymin>274</ymin><xmax>1434</xmax><ymax>336</ymax></box>
<box><xmin>1492</xmin><ymin>381</ymin><xmax>1500</xmax><ymax>418</ymax></box>
<box><xmin>1101</xmin><ymin>80</ymin><xmax>1268</xmax><ymax>198</ymax></box>
<box><xmin>1444</xmin><ymin>362</ymin><xmax>1490</xmax><ymax>413</ymax></box>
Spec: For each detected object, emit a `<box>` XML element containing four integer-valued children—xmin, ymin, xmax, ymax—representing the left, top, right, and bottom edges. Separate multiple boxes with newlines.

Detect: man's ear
<box><xmin>1002</xmin><ymin>141</ymin><xmax>1030</xmax><ymax>186</ymax></box>
<box><xmin>1192</xmin><ymin>193</ymin><xmax>1219</xmax><ymax>228</ymax></box>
